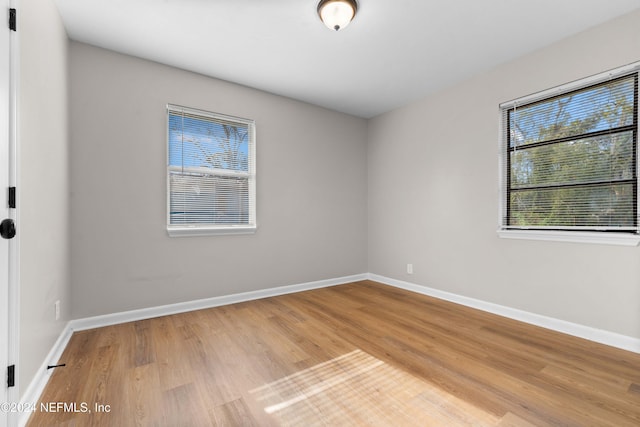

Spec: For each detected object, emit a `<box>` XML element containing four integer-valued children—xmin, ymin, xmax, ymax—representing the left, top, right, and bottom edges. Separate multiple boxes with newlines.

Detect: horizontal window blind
<box><xmin>501</xmin><ymin>71</ymin><xmax>638</xmax><ymax>232</ymax></box>
<box><xmin>167</xmin><ymin>105</ymin><xmax>256</xmax><ymax>230</ymax></box>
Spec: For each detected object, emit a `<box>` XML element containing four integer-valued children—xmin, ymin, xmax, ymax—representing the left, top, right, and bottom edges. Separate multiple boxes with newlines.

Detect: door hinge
<box><xmin>9</xmin><ymin>8</ymin><xmax>16</xmax><ymax>31</ymax></box>
<box><xmin>7</xmin><ymin>365</ymin><xmax>15</xmax><ymax>387</ymax></box>
<box><xmin>8</xmin><ymin>186</ymin><xmax>15</xmax><ymax>208</ymax></box>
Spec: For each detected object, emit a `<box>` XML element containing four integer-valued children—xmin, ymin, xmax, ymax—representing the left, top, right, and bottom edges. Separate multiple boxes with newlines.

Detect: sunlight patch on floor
<box><xmin>250</xmin><ymin>349</ymin><xmax>500</xmax><ymax>426</ymax></box>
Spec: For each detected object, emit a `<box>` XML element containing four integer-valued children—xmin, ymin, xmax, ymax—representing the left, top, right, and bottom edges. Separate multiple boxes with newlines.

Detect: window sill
<box><xmin>497</xmin><ymin>229</ymin><xmax>640</xmax><ymax>246</ymax></box>
<box><xmin>168</xmin><ymin>225</ymin><xmax>256</xmax><ymax>237</ymax></box>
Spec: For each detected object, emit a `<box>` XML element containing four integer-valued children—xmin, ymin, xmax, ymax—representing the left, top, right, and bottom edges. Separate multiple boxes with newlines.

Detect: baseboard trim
<box><xmin>368</xmin><ymin>273</ymin><xmax>640</xmax><ymax>354</ymax></box>
<box><xmin>70</xmin><ymin>273</ymin><xmax>368</xmax><ymax>332</ymax></box>
<box><xmin>20</xmin><ymin>270</ymin><xmax>640</xmax><ymax>427</ymax></box>
<box><xmin>19</xmin><ymin>323</ymin><xmax>74</xmax><ymax>427</ymax></box>
<box><xmin>18</xmin><ymin>273</ymin><xmax>367</xmax><ymax>426</ymax></box>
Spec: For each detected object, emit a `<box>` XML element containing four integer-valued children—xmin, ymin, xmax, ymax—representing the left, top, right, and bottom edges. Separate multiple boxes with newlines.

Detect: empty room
<box><xmin>2</xmin><ymin>0</ymin><xmax>640</xmax><ymax>426</ymax></box>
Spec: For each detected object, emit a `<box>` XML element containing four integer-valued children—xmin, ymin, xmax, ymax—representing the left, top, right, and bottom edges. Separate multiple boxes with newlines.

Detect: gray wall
<box><xmin>24</xmin><ymin>7</ymin><xmax>639</xmax><ymax>389</ymax></box>
<box><xmin>19</xmin><ymin>0</ymin><xmax>71</xmax><ymax>392</ymax></box>
<box><xmin>368</xmin><ymin>10</ymin><xmax>640</xmax><ymax>339</ymax></box>
<box><xmin>69</xmin><ymin>42</ymin><xmax>368</xmax><ymax>318</ymax></box>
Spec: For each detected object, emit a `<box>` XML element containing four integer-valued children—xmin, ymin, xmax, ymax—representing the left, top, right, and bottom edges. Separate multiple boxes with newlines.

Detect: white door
<box><xmin>1</xmin><ymin>0</ymin><xmax>16</xmax><ymax>423</ymax></box>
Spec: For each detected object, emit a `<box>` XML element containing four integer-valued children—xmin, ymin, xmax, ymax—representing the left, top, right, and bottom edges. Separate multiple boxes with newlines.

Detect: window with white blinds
<box><xmin>167</xmin><ymin>105</ymin><xmax>256</xmax><ymax>236</ymax></box>
<box><xmin>499</xmin><ymin>66</ymin><xmax>640</xmax><ymax>240</ymax></box>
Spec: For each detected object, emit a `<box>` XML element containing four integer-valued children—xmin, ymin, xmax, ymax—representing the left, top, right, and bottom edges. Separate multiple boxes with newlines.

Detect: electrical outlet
<box><xmin>407</xmin><ymin>263</ymin><xmax>413</xmax><ymax>274</ymax></box>
<box><xmin>54</xmin><ymin>300</ymin><xmax>60</xmax><ymax>320</ymax></box>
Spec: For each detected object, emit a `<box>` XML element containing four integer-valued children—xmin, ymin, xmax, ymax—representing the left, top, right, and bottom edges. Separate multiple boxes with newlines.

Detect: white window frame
<box><xmin>167</xmin><ymin>104</ymin><xmax>256</xmax><ymax>237</ymax></box>
<box><xmin>498</xmin><ymin>62</ymin><xmax>640</xmax><ymax>246</ymax></box>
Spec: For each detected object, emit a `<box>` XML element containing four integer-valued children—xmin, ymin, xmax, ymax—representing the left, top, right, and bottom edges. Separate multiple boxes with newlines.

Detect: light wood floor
<box><xmin>27</xmin><ymin>280</ymin><xmax>640</xmax><ymax>426</ymax></box>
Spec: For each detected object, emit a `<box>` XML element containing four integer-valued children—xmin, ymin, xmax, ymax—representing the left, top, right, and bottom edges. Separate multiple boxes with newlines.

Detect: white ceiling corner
<box><xmin>53</xmin><ymin>0</ymin><xmax>640</xmax><ymax>118</ymax></box>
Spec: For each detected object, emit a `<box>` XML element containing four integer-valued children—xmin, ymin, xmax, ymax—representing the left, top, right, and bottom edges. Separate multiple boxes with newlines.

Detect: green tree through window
<box><xmin>503</xmin><ymin>73</ymin><xmax>637</xmax><ymax>231</ymax></box>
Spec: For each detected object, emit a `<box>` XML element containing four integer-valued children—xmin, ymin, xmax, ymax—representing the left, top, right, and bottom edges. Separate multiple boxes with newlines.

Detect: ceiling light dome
<box><xmin>317</xmin><ymin>0</ymin><xmax>358</xmax><ymax>31</ymax></box>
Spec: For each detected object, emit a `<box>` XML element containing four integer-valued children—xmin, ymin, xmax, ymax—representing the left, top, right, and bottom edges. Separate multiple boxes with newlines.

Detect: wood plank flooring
<box><xmin>27</xmin><ymin>280</ymin><xmax>640</xmax><ymax>426</ymax></box>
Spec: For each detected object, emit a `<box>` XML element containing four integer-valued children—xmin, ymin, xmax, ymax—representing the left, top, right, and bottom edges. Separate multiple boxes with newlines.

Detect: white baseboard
<box><xmin>18</xmin><ymin>324</ymin><xmax>74</xmax><ymax>427</ymax></box>
<box><xmin>368</xmin><ymin>273</ymin><xmax>640</xmax><ymax>354</ymax></box>
<box><xmin>19</xmin><ymin>270</ymin><xmax>640</xmax><ymax>427</ymax></box>
<box><xmin>18</xmin><ymin>273</ymin><xmax>367</xmax><ymax>426</ymax></box>
<box><xmin>69</xmin><ymin>273</ymin><xmax>368</xmax><ymax>332</ymax></box>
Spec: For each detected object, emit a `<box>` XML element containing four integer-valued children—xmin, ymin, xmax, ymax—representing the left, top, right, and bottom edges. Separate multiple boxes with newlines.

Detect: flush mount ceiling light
<box><xmin>317</xmin><ymin>0</ymin><xmax>358</xmax><ymax>31</ymax></box>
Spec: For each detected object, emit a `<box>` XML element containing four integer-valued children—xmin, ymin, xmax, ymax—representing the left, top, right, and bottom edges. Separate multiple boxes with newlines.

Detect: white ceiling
<box><xmin>54</xmin><ymin>0</ymin><xmax>640</xmax><ymax>118</ymax></box>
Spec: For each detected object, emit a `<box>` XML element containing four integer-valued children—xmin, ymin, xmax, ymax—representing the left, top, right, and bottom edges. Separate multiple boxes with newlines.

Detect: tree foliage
<box><xmin>199</xmin><ymin>124</ymin><xmax>249</xmax><ymax>172</ymax></box>
<box><xmin>507</xmin><ymin>76</ymin><xmax>636</xmax><ymax>228</ymax></box>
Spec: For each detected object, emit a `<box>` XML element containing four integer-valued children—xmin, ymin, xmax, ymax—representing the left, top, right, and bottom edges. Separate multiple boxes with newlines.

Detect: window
<box><xmin>499</xmin><ymin>64</ymin><xmax>640</xmax><ymax>245</ymax></box>
<box><xmin>167</xmin><ymin>105</ymin><xmax>256</xmax><ymax>236</ymax></box>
